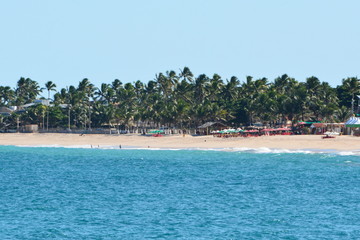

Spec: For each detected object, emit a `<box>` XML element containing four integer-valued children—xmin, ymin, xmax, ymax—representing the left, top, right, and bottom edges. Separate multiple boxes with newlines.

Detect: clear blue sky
<box><xmin>1</xmin><ymin>0</ymin><xmax>359</xmax><ymax>90</ymax></box>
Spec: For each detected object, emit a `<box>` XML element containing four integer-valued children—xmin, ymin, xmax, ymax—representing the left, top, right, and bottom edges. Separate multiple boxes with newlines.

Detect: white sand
<box><xmin>0</xmin><ymin>133</ymin><xmax>359</xmax><ymax>151</ymax></box>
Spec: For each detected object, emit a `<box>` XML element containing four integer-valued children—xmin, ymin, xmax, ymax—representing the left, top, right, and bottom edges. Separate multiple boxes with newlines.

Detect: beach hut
<box><xmin>328</xmin><ymin>123</ymin><xmax>345</xmax><ymax>134</ymax></box>
<box><xmin>311</xmin><ymin>123</ymin><xmax>345</xmax><ymax>135</ymax></box>
<box><xmin>310</xmin><ymin>123</ymin><xmax>327</xmax><ymax>134</ymax></box>
<box><xmin>198</xmin><ymin>122</ymin><xmax>227</xmax><ymax>135</ymax></box>
<box><xmin>24</xmin><ymin>124</ymin><xmax>38</xmax><ymax>133</ymax></box>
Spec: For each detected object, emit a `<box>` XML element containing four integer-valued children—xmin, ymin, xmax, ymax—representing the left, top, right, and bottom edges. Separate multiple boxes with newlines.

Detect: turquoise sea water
<box><xmin>1</xmin><ymin>146</ymin><xmax>360</xmax><ymax>239</ymax></box>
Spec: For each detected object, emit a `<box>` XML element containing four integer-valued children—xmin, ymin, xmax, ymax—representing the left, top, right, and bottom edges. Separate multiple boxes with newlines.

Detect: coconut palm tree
<box><xmin>0</xmin><ymin>86</ymin><xmax>15</xmax><ymax>106</ymax></box>
<box><xmin>335</xmin><ymin>105</ymin><xmax>352</xmax><ymax>122</ymax></box>
<box><xmin>194</xmin><ymin>74</ymin><xmax>210</xmax><ymax>104</ymax></box>
<box><xmin>207</xmin><ymin>74</ymin><xmax>224</xmax><ymax>102</ymax></box>
<box><xmin>179</xmin><ymin>66</ymin><xmax>194</xmax><ymax>83</ymax></box>
<box><xmin>337</xmin><ymin>77</ymin><xmax>360</xmax><ymax>113</ymax></box>
<box><xmin>78</xmin><ymin>78</ymin><xmax>95</xmax><ymax>130</ymax></box>
<box><xmin>45</xmin><ymin>81</ymin><xmax>57</xmax><ymax>131</ymax></box>
<box><xmin>94</xmin><ymin>83</ymin><xmax>114</xmax><ymax>105</ymax></box>
<box><xmin>15</xmin><ymin>77</ymin><xmax>42</xmax><ymax>105</ymax></box>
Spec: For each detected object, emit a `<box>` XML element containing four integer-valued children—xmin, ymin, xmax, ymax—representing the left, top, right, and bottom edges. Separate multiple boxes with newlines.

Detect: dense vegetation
<box><xmin>0</xmin><ymin>67</ymin><xmax>359</xmax><ymax>131</ymax></box>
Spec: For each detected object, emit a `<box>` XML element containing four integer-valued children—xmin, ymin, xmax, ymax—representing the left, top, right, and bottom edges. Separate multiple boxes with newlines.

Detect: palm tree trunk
<box><xmin>68</xmin><ymin>107</ymin><xmax>71</xmax><ymax>131</ymax></box>
<box><xmin>47</xmin><ymin>91</ymin><xmax>50</xmax><ymax>131</ymax></box>
<box><xmin>47</xmin><ymin>110</ymin><xmax>49</xmax><ymax>131</ymax></box>
<box><xmin>88</xmin><ymin>103</ymin><xmax>91</xmax><ymax>131</ymax></box>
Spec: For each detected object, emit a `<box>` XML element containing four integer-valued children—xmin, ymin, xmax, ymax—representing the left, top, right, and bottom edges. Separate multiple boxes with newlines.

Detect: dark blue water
<box><xmin>1</xmin><ymin>146</ymin><xmax>360</xmax><ymax>239</ymax></box>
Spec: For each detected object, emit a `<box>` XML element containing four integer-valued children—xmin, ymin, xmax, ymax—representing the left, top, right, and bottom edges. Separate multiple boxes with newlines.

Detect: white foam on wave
<box><xmin>213</xmin><ymin>147</ymin><xmax>316</xmax><ymax>155</ymax></box>
<box><xmin>18</xmin><ymin>144</ymin><xmax>93</xmax><ymax>149</ymax></box>
<box><xmin>9</xmin><ymin>144</ymin><xmax>360</xmax><ymax>156</ymax></box>
<box><xmin>337</xmin><ymin>151</ymin><xmax>360</xmax><ymax>156</ymax></box>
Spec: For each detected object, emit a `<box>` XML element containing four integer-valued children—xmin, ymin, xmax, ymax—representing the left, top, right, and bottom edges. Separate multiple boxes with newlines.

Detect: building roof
<box><xmin>198</xmin><ymin>122</ymin><xmax>227</xmax><ymax>129</ymax></box>
<box><xmin>0</xmin><ymin>107</ymin><xmax>13</xmax><ymax>113</ymax></box>
<box><xmin>0</xmin><ymin>107</ymin><xmax>13</xmax><ymax>116</ymax></box>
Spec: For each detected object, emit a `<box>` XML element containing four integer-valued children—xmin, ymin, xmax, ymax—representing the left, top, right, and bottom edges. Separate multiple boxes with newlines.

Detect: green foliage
<box><xmin>0</xmin><ymin>69</ymin><xmax>359</xmax><ymax>130</ymax></box>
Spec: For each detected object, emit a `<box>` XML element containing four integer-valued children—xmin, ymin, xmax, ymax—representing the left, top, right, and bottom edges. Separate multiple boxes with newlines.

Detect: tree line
<box><xmin>0</xmin><ymin>67</ymin><xmax>359</xmax><ymax>131</ymax></box>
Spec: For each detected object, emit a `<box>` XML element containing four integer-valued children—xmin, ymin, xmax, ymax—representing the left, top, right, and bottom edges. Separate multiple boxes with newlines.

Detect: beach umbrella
<box><xmin>244</xmin><ymin>129</ymin><xmax>259</xmax><ymax>133</ymax></box>
<box><xmin>345</xmin><ymin>117</ymin><xmax>360</xmax><ymax>128</ymax></box>
<box><xmin>148</xmin><ymin>130</ymin><xmax>165</xmax><ymax>134</ymax></box>
<box><xmin>227</xmin><ymin>129</ymin><xmax>237</xmax><ymax>133</ymax></box>
<box><xmin>276</xmin><ymin>127</ymin><xmax>291</xmax><ymax>131</ymax></box>
<box><xmin>261</xmin><ymin>128</ymin><xmax>275</xmax><ymax>132</ymax></box>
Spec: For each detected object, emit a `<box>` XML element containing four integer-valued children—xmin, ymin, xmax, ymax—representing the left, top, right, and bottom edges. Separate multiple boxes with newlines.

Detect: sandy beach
<box><xmin>0</xmin><ymin>133</ymin><xmax>359</xmax><ymax>151</ymax></box>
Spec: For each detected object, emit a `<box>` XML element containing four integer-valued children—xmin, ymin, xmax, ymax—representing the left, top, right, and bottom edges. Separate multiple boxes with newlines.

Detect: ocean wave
<box><xmin>337</xmin><ymin>151</ymin><xmax>360</xmax><ymax>156</ymax></box>
<box><xmin>9</xmin><ymin>144</ymin><xmax>360</xmax><ymax>156</ymax></box>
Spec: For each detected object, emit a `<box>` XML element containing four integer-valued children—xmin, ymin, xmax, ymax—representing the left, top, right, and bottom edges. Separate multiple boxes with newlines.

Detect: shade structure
<box><xmin>345</xmin><ymin>117</ymin><xmax>360</xmax><ymax>128</ymax></box>
<box><xmin>198</xmin><ymin>122</ymin><xmax>227</xmax><ymax>129</ymax></box>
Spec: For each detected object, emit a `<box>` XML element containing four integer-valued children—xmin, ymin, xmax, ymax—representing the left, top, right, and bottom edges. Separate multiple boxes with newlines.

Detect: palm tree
<box><xmin>223</xmin><ymin>76</ymin><xmax>240</xmax><ymax>101</ymax></box>
<box><xmin>272</xmin><ymin>75</ymin><xmax>302</xmax><ymax>125</ymax></box>
<box><xmin>0</xmin><ymin>86</ymin><xmax>15</xmax><ymax>106</ymax></box>
<box><xmin>179</xmin><ymin>66</ymin><xmax>194</xmax><ymax>83</ymax></box>
<box><xmin>45</xmin><ymin>81</ymin><xmax>57</xmax><ymax>131</ymax></box>
<box><xmin>94</xmin><ymin>83</ymin><xmax>114</xmax><ymax>104</ymax></box>
<box><xmin>15</xmin><ymin>77</ymin><xmax>42</xmax><ymax>105</ymax></box>
<box><xmin>2</xmin><ymin>68</ymin><xmax>359</xmax><ymax>132</ymax></box>
<box><xmin>240</xmin><ymin>76</ymin><xmax>256</xmax><ymax>125</ymax></box>
<box><xmin>207</xmin><ymin>74</ymin><xmax>224</xmax><ymax>102</ymax></box>
<box><xmin>78</xmin><ymin>78</ymin><xmax>95</xmax><ymax>130</ymax></box>
<box><xmin>335</xmin><ymin>106</ymin><xmax>352</xmax><ymax>122</ymax></box>
<box><xmin>337</xmin><ymin>77</ymin><xmax>360</xmax><ymax>113</ymax></box>
<box><xmin>194</xmin><ymin>74</ymin><xmax>210</xmax><ymax>104</ymax></box>
<box><xmin>155</xmin><ymin>72</ymin><xmax>176</xmax><ymax>99</ymax></box>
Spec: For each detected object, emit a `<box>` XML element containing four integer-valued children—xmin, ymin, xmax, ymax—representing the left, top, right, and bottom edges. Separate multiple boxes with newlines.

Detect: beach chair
<box><xmin>322</xmin><ymin>134</ymin><xmax>335</xmax><ymax>139</ymax></box>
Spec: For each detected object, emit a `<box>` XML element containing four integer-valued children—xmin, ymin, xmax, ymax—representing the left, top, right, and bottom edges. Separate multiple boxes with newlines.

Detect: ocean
<box><xmin>1</xmin><ymin>146</ymin><xmax>360</xmax><ymax>239</ymax></box>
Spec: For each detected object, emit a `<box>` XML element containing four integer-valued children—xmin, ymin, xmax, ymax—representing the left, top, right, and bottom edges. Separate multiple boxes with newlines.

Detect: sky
<box><xmin>1</xmin><ymin>0</ymin><xmax>359</xmax><ymax>91</ymax></box>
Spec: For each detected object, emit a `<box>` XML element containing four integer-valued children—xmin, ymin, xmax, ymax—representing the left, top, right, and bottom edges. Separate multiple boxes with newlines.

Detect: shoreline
<box><xmin>0</xmin><ymin>133</ymin><xmax>359</xmax><ymax>154</ymax></box>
